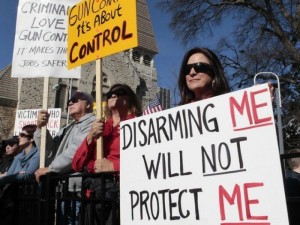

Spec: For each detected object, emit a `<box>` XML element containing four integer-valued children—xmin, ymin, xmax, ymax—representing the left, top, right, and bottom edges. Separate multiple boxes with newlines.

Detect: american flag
<box><xmin>143</xmin><ymin>95</ymin><xmax>163</xmax><ymax>115</ymax></box>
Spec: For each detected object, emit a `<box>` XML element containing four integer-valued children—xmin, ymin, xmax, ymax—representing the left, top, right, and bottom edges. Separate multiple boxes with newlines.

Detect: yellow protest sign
<box><xmin>67</xmin><ymin>0</ymin><xmax>138</xmax><ymax>69</ymax></box>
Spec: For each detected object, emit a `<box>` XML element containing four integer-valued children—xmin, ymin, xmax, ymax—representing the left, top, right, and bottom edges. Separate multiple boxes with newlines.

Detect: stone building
<box><xmin>0</xmin><ymin>0</ymin><xmax>162</xmax><ymax>140</ymax></box>
<box><xmin>0</xmin><ymin>65</ymin><xmax>18</xmax><ymax>141</ymax></box>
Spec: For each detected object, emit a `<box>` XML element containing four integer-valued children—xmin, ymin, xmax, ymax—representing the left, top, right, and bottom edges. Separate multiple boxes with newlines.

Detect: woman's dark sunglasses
<box><xmin>19</xmin><ymin>132</ymin><xmax>31</xmax><ymax>138</ymax></box>
<box><xmin>106</xmin><ymin>89</ymin><xmax>128</xmax><ymax>99</ymax></box>
<box><xmin>184</xmin><ymin>62</ymin><xmax>214</xmax><ymax>75</ymax></box>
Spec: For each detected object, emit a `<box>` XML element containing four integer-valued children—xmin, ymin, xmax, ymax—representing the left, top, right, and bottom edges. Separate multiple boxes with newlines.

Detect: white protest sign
<box><xmin>14</xmin><ymin>108</ymin><xmax>61</xmax><ymax>138</ymax></box>
<box><xmin>11</xmin><ymin>0</ymin><xmax>80</xmax><ymax>78</ymax></box>
<box><xmin>120</xmin><ymin>84</ymin><xmax>289</xmax><ymax>225</ymax></box>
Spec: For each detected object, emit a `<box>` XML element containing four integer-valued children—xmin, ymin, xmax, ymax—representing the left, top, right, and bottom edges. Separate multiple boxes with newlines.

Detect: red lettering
<box><xmin>229</xmin><ymin>88</ymin><xmax>273</xmax><ymax>131</ymax></box>
<box><xmin>221</xmin><ymin>223</ymin><xmax>270</xmax><ymax>225</ymax></box>
<box><xmin>219</xmin><ymin>183</ymin><xmax>268</xmax><ymax>223</ymax></box>
<box><xmin>229</xmin><ymin>91</ymin><xmax>252</xmax><ymax>128</ymax></box>
<box><xmin>244</xmin><ymin>183</ymin><xmax>268</xmax><ymax>220</ymax></box>
<box><xmin>47</xmin><ymin>120</ymin><xmax>59</xmax><ymax>129</ymax></box>
<box><xmin>250</xmin><ymin>89</ymin><xmax>271</xmax><ymax>124</ymax></box>
<box><xmin>18</xmin><ymin>120</ymin><xmax>37</xmax><ymax>129</ymax></box>
<box><xmin>219</xmin><ymin>184</ymin><xmax>243</xmax><ymax>220</ymax></box>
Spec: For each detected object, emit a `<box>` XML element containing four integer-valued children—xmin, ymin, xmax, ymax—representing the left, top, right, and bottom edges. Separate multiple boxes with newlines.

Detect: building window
<box><xmin>91</xmin><ymin>73</ymin><xmax>109</xmax><ymax>100</ymax></box>
<box><xmin>133</xmin><ymin>51</ymin><xmax>140</xmax><ymax>63</ymax></box>
<box><xmin>103</xmin><ymin>73</ymin><xmax>108</xmax><ymax>84</ymax></box>
<box><xmin>143</xmin><ymin>55</ymin><xmax>151</xmax><ymax>66</ymax></box>
<box><xmin>58</xmin><ymin>85</ymin><xmax>67</xmax><ymax>111</ymax></box>
<box><xmin>55</xmin><ymin>85</ymin><xmax>77</xmax><ymax>112</ymax></box>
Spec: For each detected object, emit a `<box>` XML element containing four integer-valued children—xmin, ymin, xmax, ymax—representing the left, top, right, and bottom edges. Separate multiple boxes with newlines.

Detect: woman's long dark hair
<box><xmin>177</xmin><ymin>47</ymin><xmax>230</xmax><ymax>105</ymax></box>
<box><xmin>105</xmin><ymin>83</ymin><xmax>142</xmax><ymax>117</ymax></box>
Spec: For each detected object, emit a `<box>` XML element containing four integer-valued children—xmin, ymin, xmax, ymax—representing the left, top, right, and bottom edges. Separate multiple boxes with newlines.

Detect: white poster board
<box><xmin>14</xmin><ymin>108</ymin><xmax>61</xmax><ymax>138</ymax></box>
<box><xmin>120</xmin><ymin>84</ymin><xmax>289</xmax><ymax>225</ymax></box>
<box><xmin>11</xmin><ymin>0</ymin><xmax>80</xmax><ymax>78</ymax></box>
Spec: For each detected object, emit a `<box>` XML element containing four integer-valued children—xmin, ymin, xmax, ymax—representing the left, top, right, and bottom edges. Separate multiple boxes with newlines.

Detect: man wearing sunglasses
<box><xmin>34</xmin><ymin>91</ymin><xmax>96</xmax><ymax>224</ymax></box>
<box><xmin>34</xmin><ymin>91</ymin><xmax>95</xmax><ymax>181</ymax></box>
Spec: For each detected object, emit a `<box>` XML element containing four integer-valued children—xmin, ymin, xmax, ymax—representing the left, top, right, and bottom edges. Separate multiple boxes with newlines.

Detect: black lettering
<box><xmin>180</xmin><ymin>150</ymin><xmax>192</xmax><ymax>176</ymax></box>
<box><xmin>158</xmin><ymin>189</ymin><xmax>169</xmax><ymax>219</ymax></box>
<box><xmin>138</xmin><ymin>120</ymin><xmax>147</xmax><ymax>146</ymax></box>
<box><xmin>140</xmin><ymin>191</ymin><xmax>150</xmax><ymax>220</ymax></box>
<box><xmin>178</xmin><ymin>190</ymin><xmax>189</xmax><ymax>218</ymax></box>
<box><xmin>142</xmin><ymin>153</ymin><xmax>161</xmax><ymax>180</ymax></box>
<box><xmin>129</xmin><ymin>191</ymin><xmax>139</xmax><ymax>220</ymax></box>
<box><xmin>70</xmin><ymin>42</ymin><xmax>78</xmax><ymax>63</ymax></box>
<box><xmin>121</xmin><ymin>20</ymin><xmax>133</xmax><ymax>39</ymax></box>
<box><xmin>103</xmin><ymin>29</ymin><xmax>111</xmax><ymax>46</ymax></box>
<box><xmin>203</xmin><ymin>103</ymin><xmax>219</xmax><ymax>132</ymax></box>
<box><xmin>218</xmin><ymin>142</ymin><xmax>231</xmax><ymax>170</ymax></box>
<box><xmin>187</xmin><ymin>107</ymin><xmax>202</xmax><ymax>137</ymax></box>
<box><xmin>147</xmin><ymin>119</ymin><xmax>158</xmax><ymax>145</ymax></box>
<box><xmin>121</xmin><ymin>124</ymin><xmax>132</xmax><ymax>150</ymax></box>
<box><xmin>182</xmin><ymin>109</ymin><xmax>188</xmax><ymax>138</ymax></box>
<box><xmin>150</xmin><ymin>192</ymin><xmax>159</xmax><ymax>220</ymax></box>
<box><xmin>111</xmin><ymin>25</ymin><xmax>120</xmax><ymax>42</ymax></box>
<box><xmin>169</xmin><ymin>189</ymin><xmax>180</xmax><ymax>220</ymax></box>
<box><xmin>168</xmin><ymin>152</ymin><xmax>179</xmax><ymax>178</ymax></box>
<box><xmin>156</xmin><ymin>116</ymin><xmax>169</xmax><ymax>143</ymax></box>
<box><xmin>230</xmin><ymin>137</ymin><xmax>247</xmax><ymax>169</ymax></box>
<box><xmin>189</xmin><ymin>188</ymin><xmax>203</xmax><ymax>220</ymax></box>
<box><xmin>168</xmin><ymin>111</ymin><xmax>184</xmax><ymax>139</ymax></box>
<box><xmin>202</xmin><ymin>145</ymin><xmax>217</xmax><ymax>173</ymax></box>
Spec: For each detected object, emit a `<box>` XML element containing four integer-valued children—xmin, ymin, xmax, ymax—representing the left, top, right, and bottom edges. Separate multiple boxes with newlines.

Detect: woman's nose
<box><xmin>188</xmin><ymin>67</ymin><xmax>197</xmax><ymax>77</ymax></box>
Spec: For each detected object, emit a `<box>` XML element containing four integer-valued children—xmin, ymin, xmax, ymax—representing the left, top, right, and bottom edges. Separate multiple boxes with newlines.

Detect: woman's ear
<box><xmin>212</xmin><ymin>79</ymin><xmax>216</xmax><ymax>89</ymax></box>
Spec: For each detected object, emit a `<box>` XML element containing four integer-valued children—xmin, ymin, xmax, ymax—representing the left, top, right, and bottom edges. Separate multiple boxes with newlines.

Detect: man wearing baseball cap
<box><xmin>34</xmin><ymin>91</ymin><xmax>95</xmax><ymax>178</ymax></box>
<box><xmin>33</xmin><ymin>91</ymin><xmax>96</xmax><ymax>224</ymax></box>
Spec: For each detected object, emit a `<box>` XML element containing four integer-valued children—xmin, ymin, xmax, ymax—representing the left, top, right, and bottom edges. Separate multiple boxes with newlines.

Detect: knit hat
<box><xmin>2</xmin><ymin>136</ymin><xmax>19</xmax><ymax>148</ymax></box>
<box><xmin>68</xmin><ymin>91</ymin><xmax>94</xmax><ymax>106</ymax></box>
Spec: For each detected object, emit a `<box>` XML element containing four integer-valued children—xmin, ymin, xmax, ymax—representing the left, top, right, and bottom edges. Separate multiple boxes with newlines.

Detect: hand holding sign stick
<box><xmin>95</xmin><ymin>59</ymin><xmax>103</xmax><ymax>160</ymax></box>
<box><xmin>92</xmin><ymin>60</ymin><xmax>115</xmax><ymax>172</ymax></box>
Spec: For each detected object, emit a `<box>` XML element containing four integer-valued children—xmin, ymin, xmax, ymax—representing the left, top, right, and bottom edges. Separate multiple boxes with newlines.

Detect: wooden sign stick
<box><xmin>40</xmin><ymin>76</ymin><xmax>49</xmax><ymax>168</ymax></box>
<box><xmin>96</xmin><ymin>59</ymin><xmax>103</xmax><ymax>159</ymax></box>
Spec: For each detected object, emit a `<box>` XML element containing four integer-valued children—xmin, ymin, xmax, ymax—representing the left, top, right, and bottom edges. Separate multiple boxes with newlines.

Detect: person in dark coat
<box><xmin>0</xmin><ymin>136</ymin><xmax>20</xmax><ymax>176</ymax></box>
<box><xmin>285</xmin><ymin>149</ymin><xmax>300</xmax><ymax>225</ymax></box>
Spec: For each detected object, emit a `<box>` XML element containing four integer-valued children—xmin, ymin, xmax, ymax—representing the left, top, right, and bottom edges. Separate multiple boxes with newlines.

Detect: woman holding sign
<box><xmin>72</xmin><ymin>83</ymin><xmax>142</xmax><ymax>172</ymax></box>
<box><xmin>72</xmin><ymin>83</ymin><xmax>142</xmax><ymax>225</ymax></box>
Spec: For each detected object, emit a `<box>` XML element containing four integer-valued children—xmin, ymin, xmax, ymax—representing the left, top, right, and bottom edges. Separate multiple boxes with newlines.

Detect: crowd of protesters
<box><xmin>0</xmin><ymin>47</ymin><xmax>298</xmax><ymax>225</ymax></box>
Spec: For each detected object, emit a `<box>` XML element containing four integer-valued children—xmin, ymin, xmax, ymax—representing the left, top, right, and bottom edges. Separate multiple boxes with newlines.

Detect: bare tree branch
<box><xmin>157</xmin><ymin>0</ymin><xmax>300</xmax><ymax>147</ymax></box>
